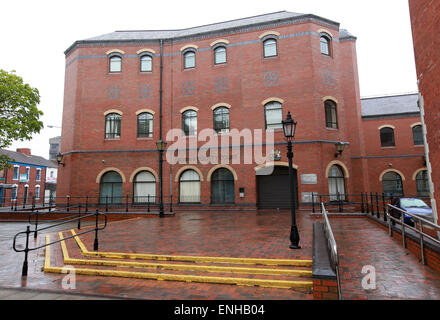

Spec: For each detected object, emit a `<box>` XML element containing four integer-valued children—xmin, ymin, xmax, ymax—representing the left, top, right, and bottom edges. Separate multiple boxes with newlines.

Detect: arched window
<box><xmin>213</xmin><ymin>107</ymin><xmax>230</xmax><ymax>133</ymax></box>
<box><xmin>105</xmin><ymin>113</ymin><xmax>121</xmax><ymax>139</ymax></box>
<box><xmin>140</xmin><ymin>55</ymin><xmax>152</xmax><ymax>72</ymax></box>
<box><xmin>133</xmin><ymin>171</ymin><xmax>156</xmax><ymax>203</ymax></box>
<box><xmin>109</xmin><ymin>55</ymin><xmax>122</xmax><ymax>73</ymax></box>
<box><xmin>320</xmin><ymin>35</ymin><xmax>331</xmax><ymax>55</ymax></box>
<box><xmin>263</xmin><ymin>38</ymin><xmax>277</xmax><ymax>57</ymax></box>
<box><xmin>211</xmin><ymin>168</ymin><xmax>235</xmax><ymax>204</ymax></box>
<box><xmin>325</xmin><ymin>100</ymin><xmax>338</xmax><ymax>129</ymax></box>
<box><xmin>183</xmin><ymin>51</ymin><xmax>196</xmax><ymax>69</ymax></box>
<box><xmin>264</xmin><ymin>101</ymin><xmax>282</xmax><ymax>129</ymax></box>
<box><xmin>328</xmin><ymin>165</ymin><xmax>346</xmax><ymax>201</ymax></box>
<box><xmin>412</xmin><ymin>125</ymin><xmax>423</xmax><ymax>145</ymax></box>
<box><xmin>380</xmin><ymin>127</ymin><xmax>395</xmax><ymax>147</ymax></box>
<box><xmin>137</xmin><ymin>112</ymin><xmax>153</xmax><ymax>138</ymax></box>
<box><xmin>179</xmin><ymin>170</ymin><xmax>201</xmax><ymax>203</ymax></box>
<box><xmin>416</xmin><ymin>170</ymin><xmax>429</xmax><ymax>197</ymax></box>
<box><xmin>214</xmin><ymin>46</ymin><xmax>227</xmax><ymax>64</ymax></box>
<box><xmin>382</xmin><ymin>172</ymin><xmax>403</xmax><ymax>197</ymax></box>
<box><xmin>100</xmin><ymin>171</ymin><xmax>123</xmax><ymax>204</ymax></box>
<box><xmin>182</xmin><ymin>110</ymin><xmax>197</xmax><ymax>136</ymax></box>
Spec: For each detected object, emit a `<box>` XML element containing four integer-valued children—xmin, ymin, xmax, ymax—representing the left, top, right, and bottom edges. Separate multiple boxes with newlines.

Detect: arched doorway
<box><xmin>100</xmin><ymin>171</ymin><xmax>123</xmax><ymax>204</ymax></box>
<box><xmin>257</xmin><ymin>166</ymin><xmax>298</xmax><ymax>209</ymax></box>
<box><xmin>328</xmin><ymin>165</ymin><xmax>346</xmax><ymax>201</ymax></box>
<box><xmin>133</xmin><ymin>171</ymin><xmax>156</xmax><ymax>203</ymax></box>
<box><xmin>211</xmin><ymin>168</ymin><xmax>235</xmax><ymax>204</ymax></box>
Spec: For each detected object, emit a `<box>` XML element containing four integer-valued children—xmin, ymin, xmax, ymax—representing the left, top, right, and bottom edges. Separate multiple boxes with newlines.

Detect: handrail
<box><xmin>387</xmin><ymin>204</ymin><xmax>440</xmax><ymax>265</ymax></box>
<box><xmin>13</xmin><ymin>209</ymin><xmax>107</xmax><ymax>276</ymax></box>
<box><xmin>321</xmin><ymin>203</ymin><xmax>341</xmax><ymax>300</ymax></box>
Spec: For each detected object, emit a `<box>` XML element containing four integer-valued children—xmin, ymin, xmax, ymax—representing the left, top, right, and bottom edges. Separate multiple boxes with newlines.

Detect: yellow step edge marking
<box><xmin>44</xmin><ymin>232</ymin><xmax>313</xmax><ymax>289</ymax></box>
<box><xmin>58</xmin><ymin>232</ymin><xmax>312</xmax><ymax>277</ymax></box>
<box><xmin>70</xmin><ymin>230</ymin><xmax>313</xmax><ymax>267</ymax></box>
<box><xmin>44</xmin><ymin>235</ymin><xmax>51</xmax><ymax>271</ymax></box>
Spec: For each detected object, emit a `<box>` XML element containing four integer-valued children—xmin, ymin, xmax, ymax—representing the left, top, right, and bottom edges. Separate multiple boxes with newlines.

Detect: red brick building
<box><xmin>0</xmin><ymin>148</ymin><xmax>54</xmax><ymax>207</ymax></box>
<box><xmin>408</xmin><ymin>0</ymin><xmax>440</xmax><ymax>224</ymax></box>
<box><xmin>58</xmin><ymin>11</ymin><xmax>427</xmax><ymax>211</ymax></box>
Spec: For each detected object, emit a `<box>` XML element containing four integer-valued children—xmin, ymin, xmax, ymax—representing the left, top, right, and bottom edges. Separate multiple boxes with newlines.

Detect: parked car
<box><xmin>390</xmin><ymin>197</ymin><xmax>433</xmax><ymax>226</ymax></box>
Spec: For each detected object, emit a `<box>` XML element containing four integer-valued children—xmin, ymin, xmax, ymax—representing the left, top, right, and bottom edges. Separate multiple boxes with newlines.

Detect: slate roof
<box><xmin>0</xmin><ymin>149</ymin><xmax>56</xmax><ymax>168</ymax></box>
<box><xmin>65</xmin><ymin>11</ymin><xmax>350</xmax><ymax>54</ymax></box>
<box><xmin>361</xmin><ymin>93</ymin><xmax>420</xmax><ymax>117</ymax></box>
<box><xmin>85</xmin><ymin>11</ymin><xmax>306</xmax><ymax>42</ymax></box>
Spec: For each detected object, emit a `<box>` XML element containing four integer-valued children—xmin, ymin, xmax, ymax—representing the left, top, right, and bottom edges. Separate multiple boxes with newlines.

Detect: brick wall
<box><xmin>408</xmin><ymin>0</ymin><xmax>440</xmax><ymax>223</ymax></box>
<box><xmin>57</xmin><ymin>16</ymin><xmax>426</xmax><ymax>209</ymax></box>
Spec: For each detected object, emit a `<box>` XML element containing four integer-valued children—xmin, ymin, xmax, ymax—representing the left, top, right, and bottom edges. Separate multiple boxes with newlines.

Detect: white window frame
<box><xmin>35</xmin><ymin>184</ymin><xmax>40</xmax><ymax>200</ymax></box>
<box><xmin>13</xmin><ymin>165</ymin><xmax>19</xmax><ymax>180</ymax></box>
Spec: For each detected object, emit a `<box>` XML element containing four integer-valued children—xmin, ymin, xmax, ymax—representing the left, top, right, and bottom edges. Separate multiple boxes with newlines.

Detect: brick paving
<box><xmin>0</xmin><ymin>211</ymin><xmax>439</xmax><ymax>300</ymax></box>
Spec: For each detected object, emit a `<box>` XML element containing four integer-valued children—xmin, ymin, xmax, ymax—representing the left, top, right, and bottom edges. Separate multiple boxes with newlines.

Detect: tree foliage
<box><xmin>0</xmin><ymin>69</ymin><xmax>43</xmax><ymax>169</ymax></box>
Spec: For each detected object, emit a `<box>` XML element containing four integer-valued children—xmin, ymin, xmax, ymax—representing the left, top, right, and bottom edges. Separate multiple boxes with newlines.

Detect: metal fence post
<box><xmin>419</xmin><ymin>221</ymin><xmax>425</xmax><ymax>265</ymax></box>
<box><xmin>22</xmin><ymin>226</ymin><xmax>30</xmax><ymax>276</ymax></box>
<box><xmin>34</xmin><ymin>211</ymin><xmax>39</xmax><ymax>239</ymax></box>
<box><xmin>66</xmin><ymin>195</ymin><xmax>70</xmax><ymax>212</ymax></box>
<box><xmin>32</xmin><ymin>196</ymin><xmax>35</xmax><ymax>212</ymax></box>
<box><xmin>382</xmin><ymin>193</ymin><xmax>387</xmax><ymax>221</ymax></box>
<box><xmin>85</xmin><ymin>195</ymin><xmax>89</xmax><ymax>213</ymax></box>
<box><xmin>169</xmin><ymin>194</ymin><xmax>173</xmax><ymax>213</ymax></box>
<box><xmin>48</xmin><ymin>194</ymin><xmax>52</xmax><ymax>212</ymax></box>
<box><xmin>376</xmin><ymin>192</ymin><xmax>380</xmax><ymax>219</ymax></box>
<box><xmin>312</xmin><ymin>193</ymin><xmax>315</xmax><ymax>213</ymax></box>
<box><xmin>78</xmin><ymin>204</ymin><xmax>81</xmax><ymax>230</ymax></box>
<box><xmin>126</xmin><ymin>194</ymin><xmax>129</xmax><ymax>212</ymax></box>
<box><xmin>401</xmin><ymin>213</ymin><xmax>406</xmax><ymax>248</ymax></box>
<box><xmin>147</xmin><ymin>195</ymin><xmax>150</xmax><ymax>212</ymax></box>
<box><xmin>388</xmin><ymin>206</ymin><xmax>392</xmax><ymax>236</ymax></box>
<box><xmin>361</xmin><ymin>193</ymin><xmax>365</xmax><ymax>213</ymax></box>
<box><xmin>94</xmin><ymin>210</ymin><xmax>99</xmax><ymax>251</ymax></box>
<box><xmin>370</xmin><ymin>192</ymin><xmax>374</xmax><ymax>215</ymax></box>
<box><xmin>105</xmin><ymin>196</ymin><xmax>108</xmax><ymax>212</ymax></box>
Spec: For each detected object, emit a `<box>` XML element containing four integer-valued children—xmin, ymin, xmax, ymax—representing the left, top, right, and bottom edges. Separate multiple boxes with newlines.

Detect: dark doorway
<box><xmin>257</xmin><ymin>166</ymin><xmax>298</xmax><ymax>209</ymax></box>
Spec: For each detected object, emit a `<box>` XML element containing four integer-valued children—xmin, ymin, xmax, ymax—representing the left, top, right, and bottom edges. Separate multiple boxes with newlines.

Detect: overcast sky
<box><xmin>1</xmin><ymin>0</ymin><xmax>417</xmax><ymax>158</ymax></box>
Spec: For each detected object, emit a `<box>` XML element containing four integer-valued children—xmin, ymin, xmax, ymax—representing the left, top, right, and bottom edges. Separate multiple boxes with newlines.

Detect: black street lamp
<box><xmin>156</xmin><ymin>139</ymin><xmax>167</xmax><ymax>218</ymax></box>
<box><xmin>334</xmin><ymin>142</ymin><xmax>346</xmax><ymax>158</ymax></box>
<box><xmin>282</xmin><ymin>112</ymin><xmax>301</xmax><ymax>250</ymax></box>
<box><xmin>56</xmin><ymin>152</ymin><xmax>65</xmax><ymax>167</ymax></box>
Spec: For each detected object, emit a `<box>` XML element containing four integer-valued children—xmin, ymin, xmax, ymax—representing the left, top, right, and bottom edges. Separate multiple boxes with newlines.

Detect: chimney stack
<box><xmin>16</xmin><ymin>148</ymin><xmax>31</xmax><ymax>156</ymax></box>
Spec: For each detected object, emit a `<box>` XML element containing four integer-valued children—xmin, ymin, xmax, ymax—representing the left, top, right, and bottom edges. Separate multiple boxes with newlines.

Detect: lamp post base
<box><xmin>289</xmin><ymin>225</ymin><xmax>301</xmax><ymax>249</ymax></box>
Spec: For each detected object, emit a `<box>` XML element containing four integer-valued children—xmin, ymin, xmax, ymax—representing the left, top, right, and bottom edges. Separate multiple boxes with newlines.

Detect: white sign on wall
<box><xmin>301</xmin><ymin>174</ymin><xmax>318</xmax><ymax>185</ymax></box>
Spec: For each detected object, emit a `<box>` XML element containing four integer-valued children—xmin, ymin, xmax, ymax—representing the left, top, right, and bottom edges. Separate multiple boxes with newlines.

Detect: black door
<box><xmin>257</xmin><ymin>166</ymin><xmax>298</xmax><ymax>209</ymax></box>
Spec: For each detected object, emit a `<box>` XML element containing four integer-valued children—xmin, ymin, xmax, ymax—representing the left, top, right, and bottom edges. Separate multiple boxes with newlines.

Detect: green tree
<box><xmin>0</xmin><ymin>70</ymin><xmax>43</xmax><ymax>169</ymax></box>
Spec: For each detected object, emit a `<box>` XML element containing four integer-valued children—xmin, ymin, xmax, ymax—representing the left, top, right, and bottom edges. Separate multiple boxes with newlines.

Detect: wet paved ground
<box><xmin>0</xmin><ymin>211</ymin><xmax>439</xmax><ymax>300</ymax></box>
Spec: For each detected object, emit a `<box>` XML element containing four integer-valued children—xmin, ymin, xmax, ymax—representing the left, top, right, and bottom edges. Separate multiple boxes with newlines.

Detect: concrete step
<box><xmin>43</xmin><ymin>231</ymin><xmax>313</xmax><ymax>290</ymax></box>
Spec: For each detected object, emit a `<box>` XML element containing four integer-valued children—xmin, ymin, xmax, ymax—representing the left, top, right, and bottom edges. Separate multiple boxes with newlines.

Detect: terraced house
<box><xmin>0</xmin><ymin>148</ymin><xmax>55</xmax><ymax>207</ymax></box>
<box><xmin>57</xmin><ymin>11</ymin><xmax>428</xmax><ymax>212</ymax></box>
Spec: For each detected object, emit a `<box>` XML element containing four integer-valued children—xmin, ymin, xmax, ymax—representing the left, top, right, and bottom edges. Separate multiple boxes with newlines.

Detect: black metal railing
<box><xmin>321</xmin><ymin>203</ymin><xmax>341</xmax><ymax>300</ymax></box>
<box><xmin>1</xmin><ymin>194</ymin><xmax>175</xmax><ymax>214</ymax></box>
<box><xmin>311</xmin><ymin>192</ymin><xmax>430</xmax><ymax>218</ymax></box>
<box><xmin>13</xmin><ymin>209</ymin><xmax>107</xmax><ymax>276</ymax></box>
